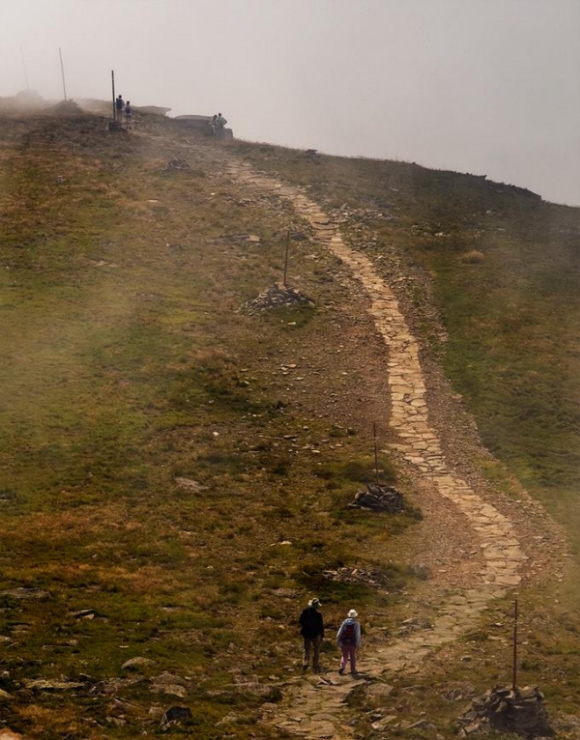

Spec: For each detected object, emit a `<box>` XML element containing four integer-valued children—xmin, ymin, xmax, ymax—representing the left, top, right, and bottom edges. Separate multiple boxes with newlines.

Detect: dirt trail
<box><xmin>223</xmin><ymin>160</ymin><xmax>532</xmax><ymax>739</ymax></box>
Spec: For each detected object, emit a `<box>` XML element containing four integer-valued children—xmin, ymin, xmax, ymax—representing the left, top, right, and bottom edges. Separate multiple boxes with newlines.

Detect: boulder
<box><xmin>121</xmin><ymin>657</ymin><xmax>155</xmax><ymax>671</ymax></box>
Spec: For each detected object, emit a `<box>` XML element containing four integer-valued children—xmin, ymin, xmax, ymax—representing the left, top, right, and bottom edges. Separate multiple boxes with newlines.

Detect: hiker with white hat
<box><xmin>298</xmin><ymin>597</ymin><xmax>324</xmax><ymax>673</ymax></box>
<box><xmin>336</xmin><ymin>609</ymin><xmax>361</xmax><ymax>675</ymax></box>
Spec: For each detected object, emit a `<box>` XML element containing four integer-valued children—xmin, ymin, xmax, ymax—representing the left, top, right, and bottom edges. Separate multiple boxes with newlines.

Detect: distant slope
<box><xmin>232</xmin><ymin>141</ymin><xmax>580</xmax><ymax>509</ymax></box>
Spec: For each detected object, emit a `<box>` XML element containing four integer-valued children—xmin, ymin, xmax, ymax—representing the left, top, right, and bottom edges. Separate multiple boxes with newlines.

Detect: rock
<box><xmin>442</xmin><ymin>681</ymin><xmax>477</xmax><ymax>701</ymax></box>
<box><xmin>88</xmin><ymin>676</ymin><xmax>144</xmax><ymax>696</ymax></box>
<box><xmin>151</xmin><ymin>672</ymin><xmax>186</xmax><ymax>686</ymax></box>
<box><xmin>555</xmin><ymin>713</ymin><xmax>580</xmax><ymax>733</ymax></box>
<box><xmin>272</xmin><ymin>588</ymin><xmax>297</xmax><ymax>598</ymax></box>
<box><xmin>71</xmin><ymin>609</ymin><xmax>96</xmax><ymax>620</ymax></box>
<box><xmin>372</xmin><ymin>715</ymin><xmax>397</xmax><ymax>730</ymax></box>
<box><xmin>121</xmin><ymin>656</ymin><xmax>155</xmax><ymax>671</ymax></box>
<box><xmin>161</xmin><ymin>705</ymin><xmax>192</xmax><ymax>730</ymax></box>
<box><xmin>216</xmin><ymin>711</ymin><xmax>239</xmax><ymax>727</ymax></box>
<box><xmin>152</xmin><ymin>683</ymin><xmax>187</xmax><ymax>699</ymax></box>
<box><xmin>361</xmin><ymin>682</ymin><xmax>395</xmax><ymax>708</ymax></box>
<box><xmin>24</xmin><ymin>679</ymin><xmax>84</xmax><ymax>691</ymax></box>
<box><xmin>150</xmin><ymin>672</ymin><xmax>188</xmax><ymax>698</ymax></box>
<box><xmin>0</xmin><ymin>588</ymin><xmax>48</xmax><ymax>600</ymax></box>
<box><xmin>409</xmin><ymin>564</ymin><xmax>431</xmax><ymax>580</ymax></box>
<box><xmin>174</xmin><ymin>477</ymin><xmax>207</xmax><ymax>492</ymax></box>
<box><xmin>148</xmin><ymin>704</ymin><xmax>165</xmax><ymax>721</ymax></box>
<box><xmin>410</xmin><ymin>719</ymin><xmax>436</xmax><ymax>730</ymax></box>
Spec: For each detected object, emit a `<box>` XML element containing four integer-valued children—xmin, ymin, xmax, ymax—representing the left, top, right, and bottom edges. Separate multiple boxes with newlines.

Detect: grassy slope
<box><xmin>2</xmin><ymin>113</ymin><xmax>580</xmax><ymax>737</ymax></box>
<box><xmin>232</xmin><ymin>141</ymin><xmax>580</xmax><ymax>530</ymax></box>
<box><xmin>0</xmin><ymin>116</ymin><xmax>423</xmax><ymax>738</ymax></box>
<box><xmin>230</xmin><ymin>141</ymin><xmax>580</xmax><ymax>728</ymax></box>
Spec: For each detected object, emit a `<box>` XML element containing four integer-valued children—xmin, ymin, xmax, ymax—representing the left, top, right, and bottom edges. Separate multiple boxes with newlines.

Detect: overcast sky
<box><xmin>0</xmin><ymin>0</ymin><xmax>579</xmax><ymax>205</ymax></box>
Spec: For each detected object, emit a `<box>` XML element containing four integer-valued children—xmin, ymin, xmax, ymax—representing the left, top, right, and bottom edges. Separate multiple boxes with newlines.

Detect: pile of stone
<box><xmin>321</xmin><ymin>566</ymin><xmax>389</xmax><ymax>589</ymax></box>
<box><xmin>237</xmin><ymin>283</ymin><xmax>314</xmax><ymax>315</ymax></box>
<box><xmin>458</xmin><ymin>685</ymin><xmax>553</xmax><ymax>738</ymax></box>
<box><xmin>163</xmin><ymin>158</ymin><xmax>190</xmax><ymax>171</ymax></box>
<box><xmin>349</xmin><ymin>483</ymin><xmax>405</xmax><ymax>513</ymax></box>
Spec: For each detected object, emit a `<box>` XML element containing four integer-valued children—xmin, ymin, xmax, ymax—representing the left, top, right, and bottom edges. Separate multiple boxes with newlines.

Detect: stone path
<box><xmin>225</xmin><ymin>161</ymin><xmax>528</xmax><ymax>738</ymax></box>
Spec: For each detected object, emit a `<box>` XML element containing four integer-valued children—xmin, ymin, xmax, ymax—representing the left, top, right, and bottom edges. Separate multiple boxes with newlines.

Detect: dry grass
<box><xmin>0</xmin><ymin>113</ymin><xmax>422</xmax><ymax>738</ymax></box>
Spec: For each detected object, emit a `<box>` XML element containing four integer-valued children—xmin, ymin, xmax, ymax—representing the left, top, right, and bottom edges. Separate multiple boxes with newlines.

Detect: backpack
<box><xmin>341</xmin><ymin>622</ymin><xmax>356</xmax><ymax>645</ymax></box>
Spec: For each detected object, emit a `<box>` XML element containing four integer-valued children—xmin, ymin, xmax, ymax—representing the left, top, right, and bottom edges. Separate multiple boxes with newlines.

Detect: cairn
<box><xmin>237</xmin><ymin>282</ymin><xmax>314</xmax><ymax>316</ymax></box>
<box><xmin>458</xmin><ymin>685</ymin><xmax>553</xmax><ymax>738</ymax></box>
<box><xmin>349</xmin><ymin>483</ymin><xmax>405</xmax><ymax>513</ymax></box>
<box><xmin>163</xmin><ymin>158</ymin><xmax>191</xmax><ymax>171</ymax></box>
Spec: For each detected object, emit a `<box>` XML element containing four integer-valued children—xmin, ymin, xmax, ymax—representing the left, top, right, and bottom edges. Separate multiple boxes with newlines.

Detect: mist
<box><xmin>0</xmin><ymin>0</ymin><xmax>579</xmax><ymax>205</ymax></box>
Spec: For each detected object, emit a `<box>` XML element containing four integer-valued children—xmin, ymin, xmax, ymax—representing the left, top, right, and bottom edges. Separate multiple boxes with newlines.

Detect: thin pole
<box><xmin>283</xmin><ymin>229</ymin><xmax>290</xmax><ymax>286</ymax></box>
<box><xmin>59</xmin><ymin>48</ymin><xmax>67</xmax><ymax>101</ymax></box>
<box><xmin>512</xmin><ymin>599</ymin><xmax>519</xmax><ymax>690</ymax></box>
<box><xmin>111</xmin><ymin>70</ymin><xmax>116</xmax><ymax>122</ymax></box>
<box><xmin>20</xmin><ymin>44</ymin><xmax>30</xmax><ymax>91</ymax></box>
<box><xmin>373</xmin><ymin>422</ymin><xmax>379</xmax><ymax>485</ymax></box>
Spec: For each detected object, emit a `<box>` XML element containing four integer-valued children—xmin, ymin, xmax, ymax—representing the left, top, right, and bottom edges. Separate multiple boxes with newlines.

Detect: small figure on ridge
<box><xmin>115</xmin><ymin>95</ymin><xmax>124</xmax><ymax>121</ymax></box>
<box><xmin>124</xmin><ymin>100</ymin><xmax>133</xmax><ymax>128</ymax></box>
<box><xmin>216</xmin><ymin>112</ymin><xmax>227</xmax><ymax>135</ymax></box>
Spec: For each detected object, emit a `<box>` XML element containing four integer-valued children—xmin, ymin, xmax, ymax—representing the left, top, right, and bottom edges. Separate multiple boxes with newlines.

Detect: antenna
<box><xmin>20</xmin><ymin>44</ymin><xmax>30</xmax><ymax>91</ymax></box>
<box><xmin>111</xmin><ymin>70</ymin><xmax>116</xmax><ymax>121</ymax></box>
<box><xmin>58</xmin><ymin>47</ymin><xmax>68</xmax><ymax>101</ymax></box>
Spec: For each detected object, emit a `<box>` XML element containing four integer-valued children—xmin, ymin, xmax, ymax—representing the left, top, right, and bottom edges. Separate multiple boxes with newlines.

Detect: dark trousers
<box><xmin>303</xmin><ymin>635</ymin><xmax>322</xmax><ymax>671</ymax></box>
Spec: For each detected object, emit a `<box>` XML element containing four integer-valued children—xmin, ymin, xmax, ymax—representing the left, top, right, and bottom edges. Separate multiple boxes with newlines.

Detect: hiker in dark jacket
<box><xmin>299</xmin><ymin>598</ymin><xmax>324</xmax><ymax>672</ymax></box>
<box><xmin>115</xmin><ymin>95</ymin><xmax>124</xmax><ymax>121</ymax></box>
<box><xmin>336</xmin><ymin>609</ymin><xmax>361</xmax><ymax>675</ymax></box>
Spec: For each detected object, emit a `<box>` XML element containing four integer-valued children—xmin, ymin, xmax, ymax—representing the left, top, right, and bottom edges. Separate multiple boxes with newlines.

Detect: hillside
<box><xmin>0</xmin><ymin>109</ymin><xmax>578</xmax><ymax>739</ymax></box>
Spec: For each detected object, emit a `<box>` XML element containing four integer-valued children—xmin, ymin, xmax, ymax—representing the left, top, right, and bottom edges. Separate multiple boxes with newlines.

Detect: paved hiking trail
<box><xmin>224</xmin><ymin>160</ymin><xmax>530</xmax><ymax>739</ymax></box>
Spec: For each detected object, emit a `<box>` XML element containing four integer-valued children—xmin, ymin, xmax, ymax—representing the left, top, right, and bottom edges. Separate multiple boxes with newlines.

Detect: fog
<box><xmin>1</xmin><ymin>0</ymin><xmax>579</xmax><ymax>205</ymax></box>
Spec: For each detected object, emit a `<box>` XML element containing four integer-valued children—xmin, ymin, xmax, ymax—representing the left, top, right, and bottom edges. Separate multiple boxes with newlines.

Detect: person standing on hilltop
<box><xmin>210</xmin><ymin>114</ymin><xmax>218</xmax><ymax>135</ymax></box>
<box><xmin>216</xmin><ymin>112</ymin><xmax>227</xmax><ymax>136</ymax></box>
<box><xmin>337</xmin><ymin>609</ymin><xmax>361</xmax><ymax>676</ymax></box>
<box><xmin>299</xmin><ymin>598</ymin><xmax>324</xmax><ymax>673</ymax></box>
<box><xmin>115</xmin><ymin>95</ymin><xmax>124</xmax><ymax>122</ymax></box>
<box><xmin>124</xmin><ymin>101</ymin><xmax>133</xmax><ymax>128</ymax></box>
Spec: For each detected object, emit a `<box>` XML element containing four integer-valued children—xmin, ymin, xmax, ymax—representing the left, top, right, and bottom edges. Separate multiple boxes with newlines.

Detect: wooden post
<box><xmin>373</xmin><ymin>422</ymin><xmax>379</xmax><ymax>485</ymax></box>
<box><xmin>111</xmin><ymin>70</ymin><xmax>116</xmax><ymax>122</ymax></box>
<box><xmin>512</xmin><ymin>599</ymin><xmax>519</xmax><ymax>691</ymax></box>
<box><xmin>59</xmin><ymin>48</ymin><xmax>67</xmax><ymax>101</ymax></box>
<box><xmin>283</xmin><ymin>229</ymin><xmax>290</xmax><ymax>286</ymax></box>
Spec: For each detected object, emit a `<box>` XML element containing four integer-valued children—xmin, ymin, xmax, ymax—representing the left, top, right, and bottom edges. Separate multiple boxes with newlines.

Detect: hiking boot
<box><xmin>338</xmin><ymin>668</ymin><xmax>344</xmax><ymax>675</ymax></box>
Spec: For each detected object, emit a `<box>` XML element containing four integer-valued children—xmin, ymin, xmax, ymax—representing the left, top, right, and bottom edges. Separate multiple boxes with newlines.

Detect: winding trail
<box><xmin>225</xmin><ymin>161</ymin><xmax>528</xmax><ymax>739</ymax></box>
